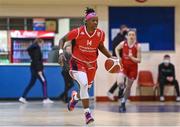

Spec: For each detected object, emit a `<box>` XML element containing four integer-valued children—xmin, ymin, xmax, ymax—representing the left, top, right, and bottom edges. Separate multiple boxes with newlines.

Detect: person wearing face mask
<box><xmin>59</xmin><ymin>42</ymin><xmax>74</xmax><ymax>103</ymax></box>
<box><xmin>19</xmin><ymin>38</ymin><xmax>54</xmax><ymax>104</ymax></box>
<box><xmin>158</xmin><ymin>54</ymin><xmax>180</xmax><ymax>102</ymax></box>
<box><xmin>107</xmin><ymin>25</ymin><xmax>129</xmax><ymax>101</ymax></box>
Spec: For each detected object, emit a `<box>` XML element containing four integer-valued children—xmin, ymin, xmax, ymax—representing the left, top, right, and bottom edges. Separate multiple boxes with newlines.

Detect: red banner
<box><xmin>10</xmin><ymin>30</ymin><xmax>55</xmax><ymax>38</ymax></box>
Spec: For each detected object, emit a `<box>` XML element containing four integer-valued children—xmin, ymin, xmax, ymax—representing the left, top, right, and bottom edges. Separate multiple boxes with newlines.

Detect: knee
<box><xmin>78</xmin><ymin>79</ymin><xmax>88</xmax><ymax>87</ymax></box>
<box><xmin>124</xmin><ymin>83</ymin><xmax>131</xmax><ymax>91</ymax></box>
<box><xmin>117</xmin><ymin>81</ymin><xmax>124</xmax><ymax>86</ymax></box>
<box><xmin>80</xmin><ymin>85</ymin><xmax>89</xmax><ymax>99</ymax></box>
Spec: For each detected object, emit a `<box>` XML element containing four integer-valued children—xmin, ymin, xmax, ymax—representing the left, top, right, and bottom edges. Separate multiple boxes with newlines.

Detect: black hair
<box><xmin>34</xmin><ymin>38</ymin><xmax>43</xmax><ymax>44</ymax></box>
<box><xmin>85</xmin><ymin>7</ymin><xmax>95</xmax><ymax>16</ymax></box>
<box><xmin>120</xmin><ymin>25</ymin><xmax>128</xmax><ymax>30</ymax></box>
<box><xmin>164</xmin><ymin>54</ymin><xmax>170</xmax><ymax>58</ymax></box>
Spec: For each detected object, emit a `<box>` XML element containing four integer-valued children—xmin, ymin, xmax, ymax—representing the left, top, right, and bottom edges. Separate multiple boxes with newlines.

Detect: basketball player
<box><xmin>115</xmin><ymin>29</ymin><xmax>141</xmax><ymax>112</ymax></box>
<box><xmin>58</xmin><ymin>8</ymin><xmax>112</xmax><ymax>124</ymax></box>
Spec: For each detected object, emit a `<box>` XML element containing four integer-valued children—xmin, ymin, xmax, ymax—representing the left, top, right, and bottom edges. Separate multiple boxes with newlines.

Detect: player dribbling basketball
<box><xmin>115</xmin><ymin>29</ymin><xmax>141</xmax><ymax>112</ymax></box>
<box><xmin>58</xmin><ymin>8</ymin><xmax>112</xmax><ymax>124</ymax></box>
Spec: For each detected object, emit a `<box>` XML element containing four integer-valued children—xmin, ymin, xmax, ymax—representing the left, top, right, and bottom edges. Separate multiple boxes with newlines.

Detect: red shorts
<box><xmin>70</xmin><ymin>58</ymin><xmax>97</xmax><ymax>86</ymax></box>
<box><xmin>123</xmin><ymin>64</ymin><xmax>138</xmax><ymax>80</ymax></box>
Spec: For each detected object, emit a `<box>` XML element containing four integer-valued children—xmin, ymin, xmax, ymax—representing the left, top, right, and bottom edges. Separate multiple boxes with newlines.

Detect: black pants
<box><xmin>159</xmin><ymin>78</ymin><xmax>180</xmax><ymax>96</ymax></box>
<box><xmin>108</xmin><ymin>78</ymin><xmax>126</xmax><ymax>98</ymax></box>
<box><xmin>22</xmin><ymin>68</ymin><xmax>48</xmax><ymax>99</ymax></box>
<box><xmin>59</xmin><ymin>70</ymin><xmax>74</xmax><ymax>102</ymax></box>
<box><xmin>109</xmin><ymin>81</ymin><xmax>118</xmax><ymax>94</ymax></box>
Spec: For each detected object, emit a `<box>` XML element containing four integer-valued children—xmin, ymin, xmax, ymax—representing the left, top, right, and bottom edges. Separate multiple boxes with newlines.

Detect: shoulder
<box><xmin>137</xmin><ymin>43</ymin><xmax>141</xmax><ymax>49</ymax></box>
<box><xmin>159</xmin><ymin>63</ymin><xmax>164</xmax><ymax>67</ymax></box>
<box><xmin>121</xmin><ymin>41</ymin><xmax>125</xmax><ymax>45</ymax></box>
<box><xmin>28</xmin><ymin>43</ymin><xmax>37</xmax><ymax>50</ymax></box>
<box><xmin>170</xmin><ymin>63</ymin><xmax>175</xmax><ymax>67</ymax></box>
<box><xmin>96</xmin><ymin>28</ymin><xmax>105</xmax><ymax>34</ymax></box>
<box><xmin>118</xmin><ymin>41</ymin><xmax>125</xmax><ymax>47</ymax></box>
<box><xmin>69</xmin><ymin>26</ymin><xmax>83</xmax><ymax>33</ymax></box>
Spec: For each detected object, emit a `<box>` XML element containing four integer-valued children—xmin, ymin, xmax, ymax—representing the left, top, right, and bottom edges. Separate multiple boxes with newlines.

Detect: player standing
<box><xmin>115</xmin><ymin>30</ymin><xmax>141</xmax><ymax>112</ymax></box>
<box><xmin>58</xmin><ymin>8</ymin><xmax>112</xmax><ymax>124</ymax></box>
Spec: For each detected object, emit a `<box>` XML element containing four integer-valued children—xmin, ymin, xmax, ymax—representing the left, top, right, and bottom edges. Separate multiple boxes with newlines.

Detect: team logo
<box><xmin>87</xmin><ymin>40</ymin><xmax>92</xmax><ymax>46</ymax></box>
<box><xmin>80</xmin><ymin>32</ymin><xmax>85</xmax><ymax>35</ymax></box>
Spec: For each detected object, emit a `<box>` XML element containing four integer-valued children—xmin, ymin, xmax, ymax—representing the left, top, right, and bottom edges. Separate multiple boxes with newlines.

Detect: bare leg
<box><xmin>123</xmin><ymin>78</ymin><xmax>134</xmax><ymax>102</ymax></box>
<box><xmin>119</xmin><ymin>78</ymin><xmax>134</xmax><ymax>112</ymax></box>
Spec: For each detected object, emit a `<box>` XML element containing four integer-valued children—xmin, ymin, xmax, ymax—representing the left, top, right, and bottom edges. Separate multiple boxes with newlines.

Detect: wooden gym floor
<box><xmin>0</xmin><ymin>100</ymin><xmax>180</xmax><ymax>126</ymax></box>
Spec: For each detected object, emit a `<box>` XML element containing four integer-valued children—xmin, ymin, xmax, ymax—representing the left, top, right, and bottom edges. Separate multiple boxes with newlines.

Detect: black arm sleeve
<box><xmin>33</xmin><ymin>48</ymin><xmax>43</xmax><ymax>71</ymax></box>
<box><xmin>171</xmin><ymin>64</ymin><xmax>176</xmax><ymax>79</ymax></box>
<box><xmin>158</xmin><ymin>64</ymin><xmax>163</xmax><ymax>82</ymax></box>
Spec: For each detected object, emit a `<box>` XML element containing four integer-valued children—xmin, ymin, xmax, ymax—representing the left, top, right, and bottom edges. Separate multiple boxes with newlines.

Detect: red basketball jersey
<box><xmin>67</xmin><ymin>26</ymin><xmax>105</xmax><ymax>63</ymax></box>
<box><xmin>121</xmin><ymin>41</ymin><xmax>138</xmax><ymax>67</ymax></box>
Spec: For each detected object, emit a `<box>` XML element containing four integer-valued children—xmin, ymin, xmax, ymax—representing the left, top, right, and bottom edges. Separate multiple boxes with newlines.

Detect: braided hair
<box><xmin>85</xmin><ymin>7</ymin><xmax>95</xmax><ymax>16</ymax></box>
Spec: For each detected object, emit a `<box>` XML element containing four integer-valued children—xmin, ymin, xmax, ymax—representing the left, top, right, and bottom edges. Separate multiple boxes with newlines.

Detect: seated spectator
<box><xmin>158</xmin><ymin>54</ymin><xmax>180</xmax><ymax>102</ymax></box>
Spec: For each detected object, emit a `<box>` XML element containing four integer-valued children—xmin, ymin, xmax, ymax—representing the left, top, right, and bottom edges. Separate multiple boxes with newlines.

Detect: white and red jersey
<box><xmin>121</xmin><ymin>41</ymin><xmax>139</xmax><ymax>80</ymax></box>
<box><xmin>67</xmin><ymin>26</ymin><xmax>105</xmax><ymax>63</ymax></box>
<box><xmin>121</xmin><ymin>41</ymin><xmax>138</xmax><ymax>66</ymax></box>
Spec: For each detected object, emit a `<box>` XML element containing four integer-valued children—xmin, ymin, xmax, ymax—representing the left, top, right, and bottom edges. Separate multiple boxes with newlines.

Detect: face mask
<box><xmin>123</xmin><ymin>31</ymin><xmax>128</xmax><ymax>36</ymax></box>
<box><xmin>163</xmin><ymin>59</ymin><xmax>170</xmax><ymax>64</ymax></box>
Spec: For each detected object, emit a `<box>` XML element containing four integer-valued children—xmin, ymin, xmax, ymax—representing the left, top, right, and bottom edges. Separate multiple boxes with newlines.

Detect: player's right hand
<box><xmin>58</xmin><ymin>54</ymin><xmax>66</xmax><ymax>66</ymax></box>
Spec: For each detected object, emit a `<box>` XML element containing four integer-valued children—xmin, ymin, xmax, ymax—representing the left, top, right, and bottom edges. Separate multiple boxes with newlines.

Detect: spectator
<box><xmin>19</xmin><ymin>38</ymin><xmax>54</xmax><ymax>104</ymax></box>
<box><xmin>59</xmin><ymin>43</ymin><xmax>74</xmax><ymax>103</ymax></box>
<box><xmin>158</xmin><ymin>54</ymin><xmax>180</xmax><ymax>102</ymax></box>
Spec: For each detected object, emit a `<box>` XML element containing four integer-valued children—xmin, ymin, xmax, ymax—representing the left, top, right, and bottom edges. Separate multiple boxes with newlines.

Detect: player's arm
<box><xmin>58</xmin><ymin>28</ymin><xmax>78</xmax><ymax>65</ymax></box>
<box><xmin>98</xmin><ymin>31</ymin><xmax>112</xmax><ymax>58</ymax></box>
<box><xmin>59</xmin><ymin>28</ymin><xmax>78</xmax><ymax>53</ymax></box>
<box><xmin>129</xmin><ymin>44</ymin><xmax>141</xmax><ymax>63</ymax></box>
<box><xmin>58</xmin><ymin>35</ymin><xmax>68</xmax><ymax>66</ymax></box>
<box><xmin>98</xmin><ymin>43</ymin><xmax>112</xmax><ymax>58</ymax></box>
<box><xmin>115</xmin><ymin>41</ymin><xmax>124</xmax><ymax>60</ymax></box>
<box><xmin>59</xmin><ymin>35</ymin><xmax>68</xmax><ymax>51</ymax></box>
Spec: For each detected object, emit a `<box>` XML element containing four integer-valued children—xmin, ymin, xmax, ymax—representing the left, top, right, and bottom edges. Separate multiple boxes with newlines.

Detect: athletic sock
<box><xmin>121</xmin><ymin>97</ymin><xmax>126</xmax><ymax>103</ymax></box>
<box><xmin>84</xmin><ymin>108</ymin><xmax>90</xmax><ymax>113</ymax></box>
<box><xmin>73</xmin><ymin>94</ymin><xmax>79</xmax><ymax>101</ymax></box>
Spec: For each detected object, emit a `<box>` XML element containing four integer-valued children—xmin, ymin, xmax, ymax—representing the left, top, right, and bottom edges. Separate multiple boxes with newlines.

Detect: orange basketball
<box><xmin>104</xmin><ymin>57</ymin><xmax>123</xmax><ymax>73</ymax></box>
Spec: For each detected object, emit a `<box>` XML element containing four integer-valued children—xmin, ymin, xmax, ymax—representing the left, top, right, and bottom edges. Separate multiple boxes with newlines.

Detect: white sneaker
<box><xmin>160</xmin><ymin>96</ymin><xmax>165</xmax><ymax>102</ymax></box>
<box><xmin>176</xmin><ymin>96</ymin><xmax>180</xmax><ymax>102</ymax></box>
<box><xmin>107</xmin><ymin>92</ymin><xmax>114</xmax><ymax>101</ymax></box>
<box><xmin>19</xmin><ymin>97</ymin><xmax>28</xmax><ymax>104</ymax></box>
<box><xmin>43</xmin><ymin>98</ymin><xmax>54</xmax><ymax>104</ymax></box>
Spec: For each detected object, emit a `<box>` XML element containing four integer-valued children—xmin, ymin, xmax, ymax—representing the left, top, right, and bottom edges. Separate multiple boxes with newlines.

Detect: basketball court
<box><xmin>0</xmin><ymin>0</ymin><xmax>180</xmax><ymax>126</ymax></box>
<box><xmin>0</xmin><ymin>101</ymin><xmax>179</xmax><ymax>126</ymax></box>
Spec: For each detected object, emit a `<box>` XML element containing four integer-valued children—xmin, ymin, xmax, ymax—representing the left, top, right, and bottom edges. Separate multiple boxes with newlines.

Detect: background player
<box><xmin>58</xmin><ymin>8</ymin><xmax>112</xmax><ymax>124</ymax></box>
<box><xmin>115</xmin><ymin>29</ymin><xmax>141</xmax><ymax>112</ymax></box>
<box><xmin>107</xmin><ymin>25</ymin><xmax>129</xmax><ymax>101</ymax></box>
